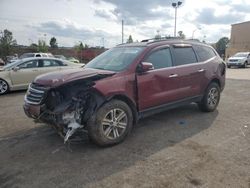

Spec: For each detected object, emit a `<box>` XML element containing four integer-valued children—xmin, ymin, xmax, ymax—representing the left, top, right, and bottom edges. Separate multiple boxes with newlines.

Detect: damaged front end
<box><xmin>24</xmin><ymin>76</ymin><xmax>107</xmax><ymax>143</ymax></box>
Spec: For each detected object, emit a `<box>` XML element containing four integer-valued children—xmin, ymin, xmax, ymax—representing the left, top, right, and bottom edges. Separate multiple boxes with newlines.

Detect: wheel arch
<box><xmin>108</xmin><ymin>94</ymin><xmax>138</xmax><ymax>124</ymax></box>
<box><xmin>210</xmin><ymin>78</ymin><xmax>221</xmax><ymax>89</ymax></box>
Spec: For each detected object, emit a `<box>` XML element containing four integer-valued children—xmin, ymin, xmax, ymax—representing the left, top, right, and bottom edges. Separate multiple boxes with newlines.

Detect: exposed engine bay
<box><xmin>32</xmin><ymin>76</ymin><xmax>107</xmax><ymax>143</ymax></box>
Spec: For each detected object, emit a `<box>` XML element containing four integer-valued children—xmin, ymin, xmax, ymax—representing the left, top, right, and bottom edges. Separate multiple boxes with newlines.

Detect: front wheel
<box><xmin>198</xmin><ymin>82</ymin><xmax>220</xmax><ymax>112</ymax></box>
<box><xmin>0</xmin><ymin>79</ymin><xmax>9</xmax><ymax>95</ymax></box>
<box><xmin>87</xmin><ymin>100</ymin><xmax>133</xmax><ymax>146</ymax></box>
<box><xmin>243</xmin><ymin>62</ymin><xmax>247</xmax><ymax>68</ymax></box>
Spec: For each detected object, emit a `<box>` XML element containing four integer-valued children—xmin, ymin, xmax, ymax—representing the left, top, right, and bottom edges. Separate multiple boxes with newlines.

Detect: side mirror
<box><xmin>13</xmin><ymin>66</ymin><xmax>20</xmax><ymax>71</ymax></box>
<box><xmin>137</xmin><ymin>62</ymin><xmax>154</xmax><ymax>73</ymax></box>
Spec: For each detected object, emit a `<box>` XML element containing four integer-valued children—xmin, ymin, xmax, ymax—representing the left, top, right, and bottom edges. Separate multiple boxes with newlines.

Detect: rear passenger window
<box><xmin>193</xmin><ymin>45</ymin><xmax>216</xmax><ymax>62</ymax></box>
<box><xmin>145</xmin><ymin>48</ymin><xmax>172</xmax><ymax>69</ymax></box>
<box><xmin>43</xmin><ymin>60</ymin><xmax>61</xmax><ymax>67</ymax></box>
<box><xmin>172</xmin><ymin>47</ymin><xmax>197</xmax><ymax>66</ymax></box>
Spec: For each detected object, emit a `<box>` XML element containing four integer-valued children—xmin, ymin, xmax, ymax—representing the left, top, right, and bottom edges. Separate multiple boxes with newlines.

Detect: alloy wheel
<box><xmin>207</xmin><ymin>87</ymin><xmax>219</xmax><ymax>108</ymax></box>
<box><xmin>0</xmin><ymin>80</ymin><xmax>8</xmax><ymax>94</ymax></box>
<box><xmin>102</xmin><ymin>108</ymin><xmax>128</xmax><ymax>140</ymax></box>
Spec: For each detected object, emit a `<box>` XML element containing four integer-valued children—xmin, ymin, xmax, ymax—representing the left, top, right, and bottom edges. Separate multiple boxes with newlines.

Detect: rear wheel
<box><xmin>87</xmin><ymin>100</ymin><xmax>133</xmax><ymax>146</ymax></box>
<box><xmin>0</xmin><ymin>79</ymin><xmax>9</xmax><ymax>95</ymax></box>
<box><xmin>199</xmin><ymin>82</ymin><xmax>220</xmax><ymax>112</ymax></box>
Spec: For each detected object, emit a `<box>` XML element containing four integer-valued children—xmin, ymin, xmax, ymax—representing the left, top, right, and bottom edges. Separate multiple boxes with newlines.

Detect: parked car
<box><xmin>0</xmin><ymin>57</ymin><xmax>82</xmax><ymax>94</ymax></box>
<box><xmin>227</xmin><ymin>52</ymin><xmax>250</xmax><ymax>68</ymax></box>
<box><xmin>19</xmin><ymin>53</ymin><xmax>54</xmax><ymax>59</ymax></box>
<box><xmin>0</xmin><ymin>58</ymin><xmax>5</xmax><ymax>67</ymax></box>
<box><xmin>6</xmin><ymin>55</ymin><xmax>18</xmax><ymax>64</ymax></box>
<box><xmin>54</xmin><ymin>55</ymin><xmax>66</xmax><ymax>60</ymax></box>
<box><xmin>23</xmin><ymin>39</ymin><xmax>226</xmax><ymax>146</ymax></box>
<box><xmin>67</xmin><ymin>57</ymin><xmax>80</xmax><ymax>63</ymax></box>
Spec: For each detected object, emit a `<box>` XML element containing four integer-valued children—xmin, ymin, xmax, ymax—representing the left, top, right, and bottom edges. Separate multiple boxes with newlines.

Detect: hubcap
<box><xmin>0</xmin><ymin>80</ymin><xmax>8</xmax><ymax>94</ymax></box>
<box><xmin>207</xmin><ymin>87</ymin><xmax>219</xmax><ymax>108</ymax></box>
<box><xmin>102</xmin><ymin>108</ymin><xmax>128</xmax><ymax>140</ymax></box>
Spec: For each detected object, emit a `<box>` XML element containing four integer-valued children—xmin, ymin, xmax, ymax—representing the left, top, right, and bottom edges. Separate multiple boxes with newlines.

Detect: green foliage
<box><xmin>178</xmin><ymin>31</ymin><xmax>185</xmax><ymax>39</ymax></box>
<box><xmin>74</xmin><ymin>41</ymin><xmax>87</xmax><ymax>52</ymax></box>
<box><xmin>37</xmin><ymin>40</ymin><xmax>48</xmax><ymax>52</ymax></box>
<box><xmin>49</xmin><ymin>37</ymin><xmax>58</xmax><ymax>48</ymax></box>
<box><xmin>126</xmin><ymin>35</ymin><xmax>133</xmax><ymax>43</ymax></box>
<box><xmin>215</xmin><ymin>37</ymin><xmax>229</xmax><ymax>56</ymax></box>
<box><xmin>79</xmin><ymin>42</ymin><xmax>84</xmax><ymax>50</ymax></box>
<box><xmin>0</xmin><ymin>29</ymin><xmax>17</xmax><ymax>60</ymax></box>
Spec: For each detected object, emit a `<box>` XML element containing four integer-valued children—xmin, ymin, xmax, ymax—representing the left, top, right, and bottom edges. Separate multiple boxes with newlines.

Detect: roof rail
<box><xmin>141</xmin><ymin>36</ymin><xmax>182</xmax><ymax>43</ymax></box>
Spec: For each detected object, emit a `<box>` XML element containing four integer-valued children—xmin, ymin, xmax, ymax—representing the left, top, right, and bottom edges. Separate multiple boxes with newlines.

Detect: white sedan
<box><xmin>0</xmin><ymin>57</ymin><xmax>82</xmax><ymax>94</ymax></box>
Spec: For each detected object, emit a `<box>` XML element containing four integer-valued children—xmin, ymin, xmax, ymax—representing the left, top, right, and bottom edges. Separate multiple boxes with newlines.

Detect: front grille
<box><xmin>229</xmin><ymin>59</ymin><xmax>238</xmax><ymax>62</ymax></box>
<box><xmin>25</xmin><ymin>84</ymin><xmax>47</xmax><ymax>105</ymax></box>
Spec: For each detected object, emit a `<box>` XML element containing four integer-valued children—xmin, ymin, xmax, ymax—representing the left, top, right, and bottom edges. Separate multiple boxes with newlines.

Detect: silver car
<box><xmin>227</xmin><ymin>52</ymin><xmax>250</xmax><ymax>68</ymax></box>
<box><xmin>0</xmin><ymin>57</ymin><xmax>82</xmax><ymax>94</ymax></box>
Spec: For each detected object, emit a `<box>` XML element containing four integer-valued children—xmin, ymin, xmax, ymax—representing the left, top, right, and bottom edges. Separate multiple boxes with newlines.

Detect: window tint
<box><xmin>145</xmin><ymin>48</ymin><xmax>172</xmax><ymax>69</ymax></box>
<box><xmin>43</xmin><ymin>60</ymin><xmax>61</xmax><ymax>67</ymax></box>
<box><xmin>18</xmin><ymin>60</ymin><xmax>39</xmax><ymax>69</ymax></box>
<box><xmin>193</xmin><ymin>45</ymin><xmax>216</xmax><ymax>62</ymax></box>
<box><xmin>172</xmin><ymin>47</ymin><xmax>197</xmax><ymax>66</ymax></box>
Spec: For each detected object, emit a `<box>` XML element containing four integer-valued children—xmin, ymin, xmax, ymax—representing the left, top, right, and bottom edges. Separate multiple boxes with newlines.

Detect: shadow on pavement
<box><xmin>0</xmin><ymin>104</ymin><xmax>218</xmax><ymax>188</ymax></box>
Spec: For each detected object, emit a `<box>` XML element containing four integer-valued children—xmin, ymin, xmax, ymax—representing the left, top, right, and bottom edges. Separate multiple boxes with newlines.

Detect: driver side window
<box><xmin>18</xmin><ymin>60</ymin><xmax>39</xmax><ymax>69</ymax></box>
<box><xmin>145</xmin><ymin>48</ymin><xmax>172</xmax><ymax>69</ymax></box>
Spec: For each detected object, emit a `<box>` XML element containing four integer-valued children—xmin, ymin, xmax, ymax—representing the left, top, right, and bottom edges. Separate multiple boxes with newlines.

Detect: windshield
<box><xmin>234</xmin><ymin>53</ymin><xmax>248</xmax><ymax>57</ymax></box>
<box><xmin>85</xmin><ymin>47</ymin><xmax>144</xmax><ymax>71</ymax></box>
<box><xmin>3</xmin><ymin>60</ymin><xmax>22</xmax><ymax>70</ymax></box>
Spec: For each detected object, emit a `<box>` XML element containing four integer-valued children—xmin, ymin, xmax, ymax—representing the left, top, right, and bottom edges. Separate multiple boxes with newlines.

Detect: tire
<box><xmin>198</xmin><ymin>82</ymin><xmax>220</xmax><ymax>112</ymax></box>
<box><xmin>243</xmin><ymin>62</ymin><xmax>247</xmax><ymax>68</ymax></box>
<box><xmin>0</xmin><ymin>79</ymin><xmax>9</xmax><ymax>95</ymax></box>
<box><xmin>87</xmin><ymin>100</ymin><xmax>133</xmax><ymax>146</ymax></box>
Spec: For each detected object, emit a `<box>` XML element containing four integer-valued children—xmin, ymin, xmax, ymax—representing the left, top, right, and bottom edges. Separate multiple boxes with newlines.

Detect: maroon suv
<box><xmin>23</xmin><ymin>39</ymin><xmax>226</xmax><ymax>146</ymax></box>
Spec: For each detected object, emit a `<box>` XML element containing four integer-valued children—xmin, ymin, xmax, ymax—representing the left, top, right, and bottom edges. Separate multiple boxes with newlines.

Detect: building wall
<box><xmin>226</xmin><ymin>21</ymin><xmax>250</xmax><ymax>58</ymax></box>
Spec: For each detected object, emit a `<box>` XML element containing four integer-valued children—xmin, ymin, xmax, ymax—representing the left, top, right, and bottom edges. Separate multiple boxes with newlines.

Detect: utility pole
<box><xmin>172</xmin><ymin>1</ymin><xmax>182</xmax><ymax>37</ymax></box>
<box><xmin>122</xmin><ymin>20</ymin><xmax>124</xmax><ymax>44</ymax></box>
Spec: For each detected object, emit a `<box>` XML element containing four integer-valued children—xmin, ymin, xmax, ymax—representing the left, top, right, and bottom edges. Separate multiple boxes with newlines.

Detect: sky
<box><xmin>0</xmin><ymin>0</ymin><xmax>250</xmax><ymax>48</ymax></box>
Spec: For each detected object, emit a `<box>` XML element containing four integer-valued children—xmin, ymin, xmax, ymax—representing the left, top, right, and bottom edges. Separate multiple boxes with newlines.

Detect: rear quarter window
<box><xmin>193</xmin><ymin>45</ymin><xmax>217</xmax><ymax>62</ymax></box>
<box><xmin>172</xmin><ymin>46</ymin><xmax>197</xmax><ymax>66</ymax></box>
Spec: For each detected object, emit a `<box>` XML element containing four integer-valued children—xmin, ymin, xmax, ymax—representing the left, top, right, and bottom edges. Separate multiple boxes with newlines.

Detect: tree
<box><xmin>0</xmin><ymin>29</ymin><xmax>17</xmax><ymax>60</ymax></box>
<box><xmin>49</xmin><ymin>37</ymin><xmax>58</xmax><ymax>48</ymax></box>
<box><xmin>37</xmin><ymin>40</ymin><xmax>48</xmax><ymax>52</ymax></box>
<box><xmin>126</xmin><ymin>35</ymin><xmax>133</xmax><ymax>43</ymax></box>
<box><xmin>74</xmin><ymin>41</ymin><xmax>84</xmax><ymax>52</ymax></box>
<box><xmin>178</xmin><ymin>31</ymin><xmax>185</xmax><ymax>39</ymax></box>
<box><xmin>74</xmin><ymin>41</ymin><xmax>85</xmax><ymax>62</ymax></box>
<box><xmin>215</xmin><ymin>37</ymin><xmax>229</xmax><ymax>57</ymax></box>
<box><xmin>30</xmin><ymin>43</ymin><xmax>38</xmax><ymax>51</ymax></box>
<box><xmin>79</xmin><ymin>42</ymin><xmax>84</xmax><ymax>50</ymax></box>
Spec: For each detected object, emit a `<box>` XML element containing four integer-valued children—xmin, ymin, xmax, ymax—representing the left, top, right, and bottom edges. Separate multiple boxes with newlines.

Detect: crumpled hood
<box><xmin>34</xmin><ymin>68</ymin><xmax>115</xmax><ymax>87</ymax></box>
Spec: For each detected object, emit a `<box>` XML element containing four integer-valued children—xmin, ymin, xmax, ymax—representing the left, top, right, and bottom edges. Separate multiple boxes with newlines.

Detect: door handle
<box><xmin>169</xmin><ymin>74</ymin><xmax>178</xmax><ymax>78</ymax></box>
<box><xmin>197</xmin><ymin>69</ymin><xmax>205</xmax><ymax>72</ymax></box>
